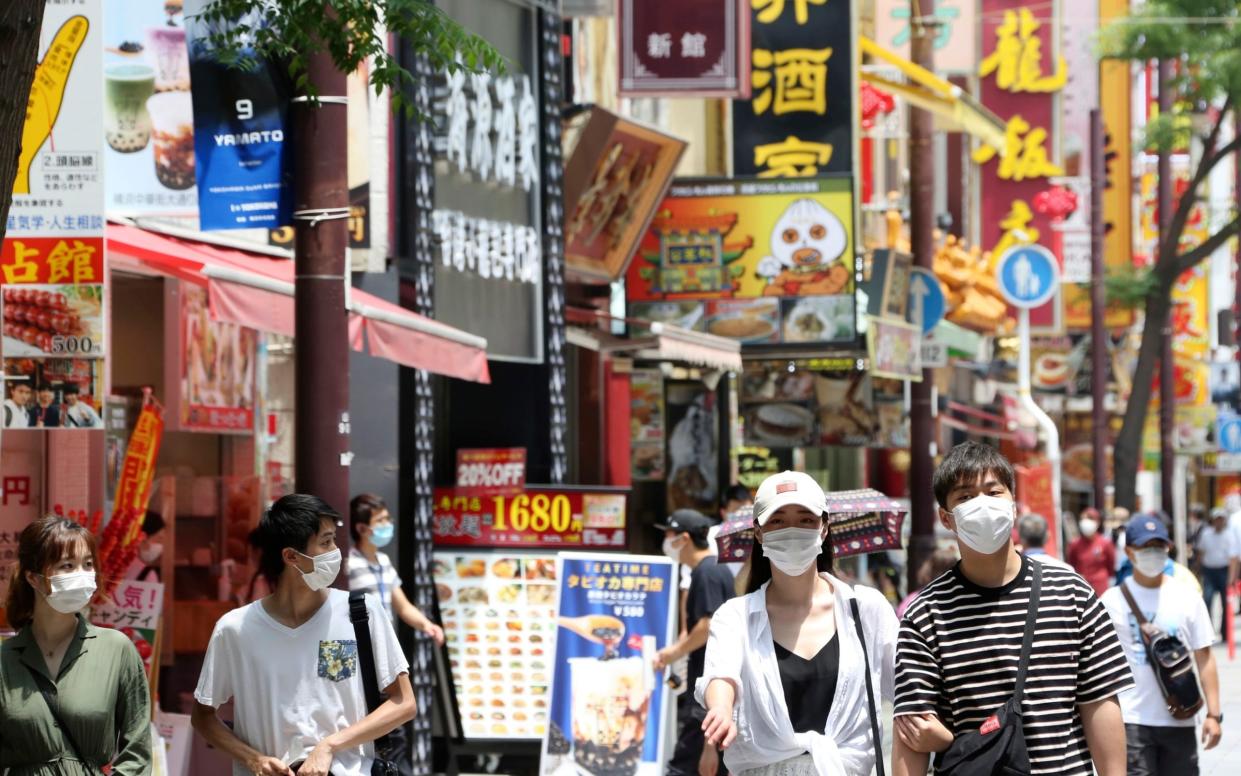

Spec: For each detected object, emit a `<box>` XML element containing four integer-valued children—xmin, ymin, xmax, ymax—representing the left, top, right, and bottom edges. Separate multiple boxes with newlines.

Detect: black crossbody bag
<box><xmin>849</xmin><ymin>597</ymin><xmax>887</xmax><ymax>776</ymax></box>
<box><xmin>934</xmin><ymin>561</ymin><xmax>1042</xmax><ymax>776</ymax></box>
<box><xmin>349</xmin><ymin>591</ymin><xmax>400</xmax><ymax>776</ymax></box>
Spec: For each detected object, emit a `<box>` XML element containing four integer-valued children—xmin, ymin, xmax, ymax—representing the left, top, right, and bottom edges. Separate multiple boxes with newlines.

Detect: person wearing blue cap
<box><xmin>1101</xmin><ymin>517</ymin><xmax>1222</xmax><ymax>773</ymax></box>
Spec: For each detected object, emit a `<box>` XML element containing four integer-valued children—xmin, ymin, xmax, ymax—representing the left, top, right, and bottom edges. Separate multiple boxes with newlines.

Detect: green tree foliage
<box><xmin>1099</xmin><ymin>1</ymin><xmax>1241</xmax><ymax>509</ymax></box>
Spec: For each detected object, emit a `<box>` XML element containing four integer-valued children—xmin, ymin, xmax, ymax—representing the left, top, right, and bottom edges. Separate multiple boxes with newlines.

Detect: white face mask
<box><xmin>761</xmin><ymin>527</ymin><xmax>824</xmax><ymax>576</ymax></box>
<box><xmin>951</xmin><ymin>494</ymin><xmax>1016</xmax><ymax>555</ymax></box>
<box><xmin>661</xmin><ymin>536</ymin><xmax>683</xmax><ymax>563</ymax></box>
<box><xmin>297</xmin><ymin>548</ymin><xmax>342</xmax><ymax>591</ymax></box>
<box><xmin>1078</xmin><ymin>519</ymin><xmax>1098</xmax><ymax>538</ymax></box>
<box><xmin>1133</xmin><ymin>547</ymin><xmax>1168</xmax><ymax>578</ymax></box>
<box><xmin>139</xmin><ymin>543</ymin><xmax>163</xmax><ymax>565</ymax></box>
<box><xmin>41</xmin><ymin>570</ymin><xmax>97</xmax><ymax>614</ymax></box>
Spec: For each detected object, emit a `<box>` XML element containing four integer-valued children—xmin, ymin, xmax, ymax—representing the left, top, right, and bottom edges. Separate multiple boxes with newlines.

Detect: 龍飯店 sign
<box><xmin>455</xmin><ymin>447</ymin><xmax>527</xmax><ymax>496</ymax></box>
<box><xmin>432</xmin><ymin>487</ymin><xmax>626</xmax><ymax>549</ymax></box>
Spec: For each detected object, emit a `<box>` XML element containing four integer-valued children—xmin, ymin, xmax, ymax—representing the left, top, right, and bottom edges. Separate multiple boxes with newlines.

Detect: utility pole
<box><xmin>1089</xmin><ymin>109</ymin><xmax>1108</xmax><ymax>512</ymax></box>
<box><xmin>1157</xmin><ymin>60</ymin><xmax>1175</xmax><ymax>518</ymax></box>
<box><xmin>907</xmin><ymin>0</ymin><xmax>937</xmax><ymax>592</ymax></box>
<box><xmin>293</xmin><ymin>44</ymin><xmax>351</xmax><ymax>527</ymax></box>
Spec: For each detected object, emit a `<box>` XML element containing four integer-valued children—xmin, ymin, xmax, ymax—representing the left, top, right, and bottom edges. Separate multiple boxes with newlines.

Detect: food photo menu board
<box><xmin>434</xmin><ymin>550</ymin><xmax>559</xmax><ymax>740</ymax></box>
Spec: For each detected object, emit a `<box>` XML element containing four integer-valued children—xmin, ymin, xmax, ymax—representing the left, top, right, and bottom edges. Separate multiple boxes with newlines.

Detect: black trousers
<box><xmin>1125</xmin><ymin>724</ymin><xmax>1198</xmax><ymax>776</ymax></box>
<box><xmin>667</xmin><ymin>696</ymin><xmax>728</xmax><ymax>776</ymax></box>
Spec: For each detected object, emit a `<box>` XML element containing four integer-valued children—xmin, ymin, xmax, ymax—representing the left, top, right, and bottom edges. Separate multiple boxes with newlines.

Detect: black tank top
<box><xmin>773</xmin><ymin>634</ymin><xmax>840</xmax><ymax>734</ymax></box>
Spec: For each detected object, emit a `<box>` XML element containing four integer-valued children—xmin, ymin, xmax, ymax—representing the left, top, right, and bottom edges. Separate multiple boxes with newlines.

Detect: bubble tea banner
<box><xmin>541</xmin><ymin>554</ymin><xmax>676</xmax><ymax>776</ymax></box>
<box><xmin>102</xmin><ymin>0</ymin><xmax>198</xmax><ymax>215</ymax></box>
<box><xmin>183</xmin><ymin>0</ymin><xmax>293</xmax><ymax>231</ymax></box>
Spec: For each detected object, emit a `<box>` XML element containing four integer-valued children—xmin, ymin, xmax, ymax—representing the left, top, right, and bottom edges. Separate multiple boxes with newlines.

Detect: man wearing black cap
<box><xmin>1102</xmin><ymin>517</ymin><xmax>1222</xmax><ymax>773</ymax></box>
<box><xmin>652</xmin><ymin>509</ymin><xmax>737</xmax><ymax>776</ymax></box>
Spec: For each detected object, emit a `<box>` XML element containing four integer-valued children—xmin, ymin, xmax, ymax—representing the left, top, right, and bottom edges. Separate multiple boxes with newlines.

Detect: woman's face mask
<box><xmin>760</xmin><ymin>525</ymin><xmax>826</xmax><ymax>576</ymax></box>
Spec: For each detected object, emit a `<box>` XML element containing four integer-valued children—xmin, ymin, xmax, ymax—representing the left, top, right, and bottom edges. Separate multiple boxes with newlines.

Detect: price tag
<box><xmin>921</xmin><ymin>338</ymin><xmax>947</xmax><ymax>368</ymax></box>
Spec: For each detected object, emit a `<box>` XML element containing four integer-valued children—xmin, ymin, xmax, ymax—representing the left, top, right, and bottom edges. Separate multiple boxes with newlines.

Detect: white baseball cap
<box><xmin>753</xmin><ymin>471</ymin><xmax>827</xmax><ymax>526</ymax></box>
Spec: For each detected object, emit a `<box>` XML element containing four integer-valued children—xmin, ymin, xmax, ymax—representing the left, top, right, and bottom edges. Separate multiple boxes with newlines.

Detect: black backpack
<box><xmin>1120</xmin><ymin>582</ymin><xmax>1204</xmax><ymax>719</ymax></box>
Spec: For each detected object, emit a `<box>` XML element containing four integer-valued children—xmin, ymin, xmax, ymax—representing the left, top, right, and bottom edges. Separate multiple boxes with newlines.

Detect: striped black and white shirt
<box><xmin>347</xmin><ymin>547</ymin><xmax>401</xmax><ymax>620</ymax></box>
<box><xmin>895</xmin><ymin>555</ymin><xmax>1133</xmax><ymax>775</ymax></box>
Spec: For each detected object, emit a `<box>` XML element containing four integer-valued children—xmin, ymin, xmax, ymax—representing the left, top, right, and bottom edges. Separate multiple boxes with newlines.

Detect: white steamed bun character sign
<box><xmin>755</xmin><ymin>198</ymin><xmax>849</xmax><ymax>297</ymax></box>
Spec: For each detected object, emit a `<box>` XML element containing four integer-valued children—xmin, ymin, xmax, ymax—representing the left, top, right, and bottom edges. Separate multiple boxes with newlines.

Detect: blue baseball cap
<box><xmin>1126</xmin><ymin>515</ymin><xmax>1170</xmax><ymax>547</ymax></box>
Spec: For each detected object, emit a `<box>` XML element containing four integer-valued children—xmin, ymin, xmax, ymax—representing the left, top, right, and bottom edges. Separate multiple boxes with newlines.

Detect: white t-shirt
<box><xmin>1101</xmin><ymin>577</ymin><xmax>1213</xmax><ymax>727</ymax></box>
<box><xmin>195</xmin><ymin>589</ymin><xmax>409</xmax><ymax>776</ymax></box>
<box><xmin>1197</xmin><ymin>526</ymin><xmax>1239</xmax><ymax>568</ymax></box>
<box><xmin>3</xmin><ymin>399</ymin><xmax>29</xmax><ymax>428</ymax></box>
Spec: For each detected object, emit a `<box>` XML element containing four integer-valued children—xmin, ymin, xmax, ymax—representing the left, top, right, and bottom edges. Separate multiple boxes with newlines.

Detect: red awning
<box><xmin>107</xmin><ymin>222</ymin><xmax>490</xmax><ymax>383</ymax></box>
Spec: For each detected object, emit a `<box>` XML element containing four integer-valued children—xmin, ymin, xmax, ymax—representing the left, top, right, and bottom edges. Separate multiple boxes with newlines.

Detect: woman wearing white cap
<box><xmin>695</xmin><ymin>471</ymin><xmax>944</xmax><ymax>776</ymax></box>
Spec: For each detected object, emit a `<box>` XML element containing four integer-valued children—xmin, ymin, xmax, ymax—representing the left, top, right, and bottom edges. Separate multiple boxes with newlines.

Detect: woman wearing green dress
<box><xmin>0</xmin><ymin>516</ymin><xmax>151</xmax><ymax>775</ymax></box>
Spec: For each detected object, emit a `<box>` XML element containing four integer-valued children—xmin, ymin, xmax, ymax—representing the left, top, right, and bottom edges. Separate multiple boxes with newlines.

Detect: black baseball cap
<box><xmin>654</xmin><ymin>509</ymin><xmax>715</xmax><ymax>536</ymax></box>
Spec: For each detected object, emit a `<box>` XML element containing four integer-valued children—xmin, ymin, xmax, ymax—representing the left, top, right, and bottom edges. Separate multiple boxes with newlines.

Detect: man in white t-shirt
<box><xmin>2</xmin><ymin>381</ymin><xmax>31</xmax><ymax>428</ymax></box>
<box><xmin>1196</xmin><ymin>510</ymin><xmax>1239</xmax><ymax>634</ymax></box>
<box><xmin>192</xmin><ymin>494</ymin><xmax>415</xmax><ymax>776</ymax></box>
<box><xmin>1102</xmin><ymin>517</ymin><xmax>1222</xmax><ymax>775</ymax></box>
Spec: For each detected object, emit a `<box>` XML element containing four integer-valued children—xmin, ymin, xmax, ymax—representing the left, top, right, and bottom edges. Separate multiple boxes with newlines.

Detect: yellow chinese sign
<box><xmin>972</xmin><ymin>115</ymin><xmax>1064</xmax><ymax>182</ymax></box>
<box><xmin>753</xmin><ymin>0</ymin><xmax>825</xmax><ymax>25</ymax></box>
<box><xmin>978</xmin><ymin>8</ymin><xmax>1067</xmax><ymax>93</ymax></box>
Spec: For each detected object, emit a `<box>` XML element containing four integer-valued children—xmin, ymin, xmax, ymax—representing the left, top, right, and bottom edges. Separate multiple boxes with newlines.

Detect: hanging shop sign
<box><xmin>183</xmin><ymin>0</ymin><xmax>293</xmax><ymax>230</ymax></box>
<box><xmin>563</xmin><ymin>108</ymin><xmax>686</xmax><ymax>282</ymax></box>
<box><xmin>433</xmin><ymin>549</ymin><xmax>559</xmax><ymax>741</ymax></box>
<box><xmin>432</xmin><ymin>487</ymin><xmax>627</xmax><ymax>549</ymax></box>
<box><xmin>665</xmin><ymin>382</ymin><xmax>718</xmax><ymax>511</ymax></box>
<box><xmin>867</xmin><ymin>316</ymin><xmax>921</xmax><ymax>381</ymax></box>
<box><xmin>6</xmin><ymin>1</ymin><xmax>104</xmax><ymax>241</ymax></box>
<box><xmin>540</xmin><ymin>553</ymin><xmax>676</xmax><ymax>776</ymax></box>
<box><xmin>734</xmin><ymin>445</ymin><xmax>790</xmax><ymax>490</ymax></box>
<box><xmin>863</xmin><ymin>249</ymin><xmax>912</xmax><ymax>322</ymax></box>
<box><xmin>618</xmin><ymin>0</ymin><xmax>750</xmax><ymax>97</ymax></box>
<box><xmin>630</xmin><ymin>370</ymin><xmax>666</xmax><ymax>481</ymax></box>
<box><xmin>1015</xmin><ymin>461</ymin><xmax>1059</xmax><ymax>557</ymax></box>
<box><xmin>431</xmin><ymin>0</ymin><xmax>545</xmax><ymax>363</ymax></box>
<box><xmin>733</xmin><ymin>0</ymin><xmax>855</xmax><ymax>179</ymax></box>
<box><xmin>737</xmin><ymin>364</ymin><xmax>901</xmax><ymax>449</ymax></box>
<box><xmin>92</xmin><ymin>578</ymin><xmax>164</xmax><ymax>679</ymax></box>
<box><xmin>102</xmin><ymin>0</ymin><xmax>197</xmax><ymax>215</ymax></box>
<box><xmin>975</xmin><ymin>2</ymin><xmax>1066</xmax><ymax>333</ymax></box>
<box><xmin>165</xmin><ymin>283</ymin><xmax>258</xmax><ymax>433</ymax></box>
<box><xmin>626</xmin><ymin>178</ymin><xmax>855</xmax><ymax>347</ymax></box>
<box><xmin>873</xmin><ymin>0</ymin><xmax>977</xmax><ymax>74</ymax></box>
<box><xmin>456</xmin><ymin>448</ymin><xmax>527</xmax><ymax>497</ymax></box>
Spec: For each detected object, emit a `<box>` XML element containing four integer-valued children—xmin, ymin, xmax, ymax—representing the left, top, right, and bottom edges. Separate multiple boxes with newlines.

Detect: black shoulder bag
<box><xmin>1119</xmin><ymin>582</ymin><xmax>1203</xmax><ymax>720</ymax></box>
<box><xmin>349</xmin><ymin>591</ymin><xmax>400</xmax><ymax>776</ymax></box>
<box><xmin>33</xmin><ymin>675</ymin><xmax>105</xmax><ymax>774</ymax></box>
<box><xmin>849</xmin><ymin>597</ymin><xmax>887</xmax><ymax>776</ymax></box>
<box><xmin>934</xmin><ymin>560</ymin><xmax>1042</xmax><ymax>776</ymax></box>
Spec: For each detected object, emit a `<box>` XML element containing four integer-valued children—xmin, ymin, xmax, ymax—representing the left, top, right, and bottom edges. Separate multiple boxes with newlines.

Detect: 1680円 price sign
<box><xmin>432</xmin><ymin>487</ymin><xmax>626</xmax><ymax>549</ymax></box>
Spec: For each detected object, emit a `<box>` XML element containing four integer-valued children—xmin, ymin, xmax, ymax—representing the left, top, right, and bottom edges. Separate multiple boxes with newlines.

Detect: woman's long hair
<box><xmin>744</xmin><ymin>518</ymin><xmax>834</xmax><ymax>595</ymax></box>
<box><xmin>6</xmin><ymin>516</ymin><xmax>99</xmax><ymax>628</ymax></box>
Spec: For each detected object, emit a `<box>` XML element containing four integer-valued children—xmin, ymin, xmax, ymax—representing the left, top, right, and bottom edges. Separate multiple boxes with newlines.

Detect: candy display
<box><xmin>2</xmin><ymin>285</ymin><xmax>105</xmax><ymax>357</ymax></box>
<box><xmin>435</xmin><ymin>549</ymin><xmax>559</xmax><ymax>740</ymax></box>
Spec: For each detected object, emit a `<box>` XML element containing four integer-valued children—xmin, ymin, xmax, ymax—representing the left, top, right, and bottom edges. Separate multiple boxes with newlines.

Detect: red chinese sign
<box><xmin>432</xmin><ymin>487</ymin><xmax>626</xmax><ymax>549</ymax></box>
<box><xmin>1016</xmin><ymin>461</ymin><xmax>1059</xmax><ymax>558</ymax></box>
<box><xmin>455</xmin><ymin>447</ymin><xmax>527</xmax><ymax>496</ymax></box>
<box><xmin>619</xmin><ymin>0</ymin><xmax>750</xmax><ymax>97</ymax></box>
<box><xmin>112</xmin><ymin>402</ymin><xmax>164</xmax><ymax>533</ymax></box>
<box><xmin>0</xmin><ymin>237</ymin><xmax>104</xmax><ymax>285</ymax></box>
<box><xmin>976</xmin><ymin>3</ymin><xmax>1065</xmax><ymax>331</ymax></box>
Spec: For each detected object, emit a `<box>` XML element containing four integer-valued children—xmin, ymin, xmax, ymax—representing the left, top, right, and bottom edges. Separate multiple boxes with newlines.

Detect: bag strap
<box><xmin>1013</xmin><ymin>560</ymin><xmax>1042</xmax><ymax>700</ymax></box>
<box><xmin>1120</xmin><ymin>581</ymin><xmax>1150</xmax><ymax>627</ymax></box>
<box><xmin>349</xmin><ymin>590</ymin><xmax>392</xmax><ymax>752</ymax></box>
<box><xmin>850</xmin><ymin>597</ymin><xmax>886</xmax><ymax>776</ymax></box>
<box><xmin>33</xmin><ymin>674</ymin><xmax>102</xmax><ymax>774</ymax></box>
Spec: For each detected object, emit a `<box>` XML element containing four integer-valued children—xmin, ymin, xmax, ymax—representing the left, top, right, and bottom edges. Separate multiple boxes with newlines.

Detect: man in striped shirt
<box><xmin>892</xmin><ymin>442</ymin><xmax>1133</xmax><ymax>775</ymax></box>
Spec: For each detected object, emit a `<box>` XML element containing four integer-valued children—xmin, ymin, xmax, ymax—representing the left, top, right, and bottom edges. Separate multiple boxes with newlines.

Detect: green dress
<box><xmin>0</xmin><ymin>616</ymin><xmax>151</xmax><ymax>775</ymax></box>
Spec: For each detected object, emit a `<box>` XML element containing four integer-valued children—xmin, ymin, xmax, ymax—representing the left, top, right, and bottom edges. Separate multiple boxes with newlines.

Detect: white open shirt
<box><xmin>695</xmin><ymin>573</ymin><xmax>897</xmax><ymax>776</ymax></box>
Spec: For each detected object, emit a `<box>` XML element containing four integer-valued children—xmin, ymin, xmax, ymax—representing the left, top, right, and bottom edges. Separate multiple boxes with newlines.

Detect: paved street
<box><xmin>1201</xmin><ymin>615</ymin><xmax>1241</xmax><ymax>774</ymax></box>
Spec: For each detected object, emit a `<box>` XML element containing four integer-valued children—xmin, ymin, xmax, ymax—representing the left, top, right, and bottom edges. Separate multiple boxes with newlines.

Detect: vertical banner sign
<box><xmin>1094</xmin><ymin>0</ymin><xmax>1134</xmax><ymax>330</ymax></box>
<box><xmin>873</xmin><ymin>0</ymin><xmax>977</xmax><ymax>74</ymax></box>
<box><xmin>183</xmin><ymin>0</ymin><xmax>293</xmax><ymax>231</ymax></box>
<box><xmin>1016</xmin><ymin>461</ymin><xmax>1059</xmax><ymax>557</ymax></box>
<box><xmin>732</xmin><ymin>0</ymin><xmax>854</xmax><ymax>179</ymax></box>
<box><xmin>111</xmin><ymin>401</ymin><xmax>164</xmax><ymax>533</ymax></box>
<box><xmin>3</xmin><ymin>0</ymin><xmax>107</xmax><ymax>433</ymax></box>
<box><xmin>619</xmin><ymin>0</ymin><xmax>750</xmax><ymax>97</ymax></box>
<box><xmin>541</xmin><ymin>554</ymin><xmax>676</xmax><ymax>776</ymax></box>
<box><xmin>102</xmin><ymin>0</ymin><xmax>198</xmax><ymax>215</ymax></box>
<box><xmin>92</xmin><ymin>579</ymin><xmax>164</xmax><ymax>679</ymax></box>
<box><xmin>975</xmin><ymin>1</ymin><xmax>1066</xmax><ymax>332</ymax></box>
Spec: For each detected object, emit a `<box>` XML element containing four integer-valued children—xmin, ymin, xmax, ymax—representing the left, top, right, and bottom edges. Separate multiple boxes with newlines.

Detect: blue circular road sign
<box><xmin>908</xmin><ymin>267</ymin><xmax>946</xmax><ymax>335</ymax></box>
<box><xmin>995</xmin><ymin>244</ymin><xmax>1060</xmax><ymax>309</ymax></box>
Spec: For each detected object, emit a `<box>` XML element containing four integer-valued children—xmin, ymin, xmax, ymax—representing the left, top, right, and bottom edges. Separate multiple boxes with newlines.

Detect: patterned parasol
<box><xmin>713</xmin><ymin>490</ymin><xmax>908</xmax><ymax>562</ymax></box>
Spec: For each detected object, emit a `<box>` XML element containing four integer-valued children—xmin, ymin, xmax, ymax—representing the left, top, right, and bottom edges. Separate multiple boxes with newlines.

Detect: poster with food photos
<box><xmin>434</xmin><ymin>550</ymin><xmax>559</xmax><ymax>740</ymax></box>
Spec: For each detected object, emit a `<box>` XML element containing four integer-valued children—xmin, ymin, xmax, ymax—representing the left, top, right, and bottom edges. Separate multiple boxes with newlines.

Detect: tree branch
<box><xmin>1175</xmin><ymin>213</ymin><xmax>1241</xmax><ymax>274</ymax></box>
<box><xmin>1159</xmin><ymin>132</ymin><xmax>1241</xmax><ymax>270</ymax></box>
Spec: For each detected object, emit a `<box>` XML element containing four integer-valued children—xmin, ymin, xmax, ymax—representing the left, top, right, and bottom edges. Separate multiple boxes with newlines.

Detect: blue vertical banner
<box><xmin>541</xmin><ymin>553</ymin><xmax>676</xmax><ymax>776</ymax></box>
<box><xmin>183</xmin><ymin>0</ymin><xmax>293</xmax><ymax>230</ymax></box>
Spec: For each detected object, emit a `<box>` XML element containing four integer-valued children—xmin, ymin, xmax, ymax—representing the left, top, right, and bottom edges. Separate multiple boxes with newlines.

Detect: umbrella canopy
<box><xmin>713</xmin><ymin>490</ymin><xmax>909</xmax><ymax>562</ymax></box>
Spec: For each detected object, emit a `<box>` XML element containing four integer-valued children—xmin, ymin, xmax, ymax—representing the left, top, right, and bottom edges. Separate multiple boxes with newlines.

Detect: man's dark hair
<box><xmin>142</xmin><ymin>511</ymin><xmax>165</xmax><ymax>536</ymax></box>
<box><xmin>932</xmin><ymin>441</ymin><xmax>1016</xmax><ymax>509</ymax></box>
<box><xmin>720</xmin><ymin>484</ymin><xmax>752</xmax><ymax>510</ymax></box>
<box><xmin>63</xmin><ymin>384</ymin><xmax>80</xmax><ymax>396</ymax></box>
<box><xmin>1018</xmin><ymin>514</ymin><xmax>1048</xmax><ymax>549</ymax></box>
<box><xmin>250</xmin><ymin>494</ymin><xmax>340</xmax><ymax>587</ymax></box>
<box><xmin>37</xmin><ymin>382</ymin><xmax>54</xmax><ymax>393</ymax></box>
<box><xmin>350</xmin><ymin>493</ymin><xmax>387</xmax><ymax>542</ymax></box>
